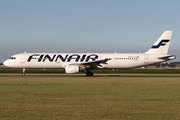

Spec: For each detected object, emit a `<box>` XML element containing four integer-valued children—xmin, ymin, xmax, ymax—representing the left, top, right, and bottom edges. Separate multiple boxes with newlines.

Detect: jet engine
<box><xmin>64</xmin><ymin>65</ymin><xmax>80</xmax><ymax>74</ymax></box>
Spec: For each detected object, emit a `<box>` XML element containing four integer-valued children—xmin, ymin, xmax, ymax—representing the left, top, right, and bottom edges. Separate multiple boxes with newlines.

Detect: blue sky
<box><xmin>0</xmin><ymin>0</ymin><xmax>180</xmax><ymax>63</ymax></box>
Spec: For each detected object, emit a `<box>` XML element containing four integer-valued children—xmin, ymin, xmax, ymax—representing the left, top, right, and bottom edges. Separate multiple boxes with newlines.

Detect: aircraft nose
<box><xmin>3</xmin><ymin>61</ymin><xmax>7</xmax><ymax>67</ymax></box>
<box><xmin>3</xmin><ymin>60</ymin><xmax>11</xmax><ymax>67</ymax></box>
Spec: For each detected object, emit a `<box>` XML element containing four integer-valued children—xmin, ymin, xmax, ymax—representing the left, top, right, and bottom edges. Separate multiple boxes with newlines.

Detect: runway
<box><xmin>1</xmin><ymin>75</ymin><xmax>180</xmax><ymax>78</ymax></box>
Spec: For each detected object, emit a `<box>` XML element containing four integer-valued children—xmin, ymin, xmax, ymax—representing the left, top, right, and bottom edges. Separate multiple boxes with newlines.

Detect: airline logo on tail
<box><xmin>151</xmin><ymin>40</ymin><xmax>170</xmax><ymax>48</ymax></box>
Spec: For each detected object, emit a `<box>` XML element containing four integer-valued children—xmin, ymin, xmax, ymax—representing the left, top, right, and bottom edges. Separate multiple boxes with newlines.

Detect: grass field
<box><xmin>1</xmin><ymin>77</ymin><xmax>180</xmax><ymax>120</ymax></box>
<box><xmin>1</xmin><ymin>68</ymin><xmax>180</xmax><ymax>74</ymax></box>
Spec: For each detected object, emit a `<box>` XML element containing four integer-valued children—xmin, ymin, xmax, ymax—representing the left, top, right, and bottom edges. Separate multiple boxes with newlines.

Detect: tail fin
<box><xmin>146</xmin><ymin>31</ymin><xmax>173</xmax><ymax>55</ymax></box>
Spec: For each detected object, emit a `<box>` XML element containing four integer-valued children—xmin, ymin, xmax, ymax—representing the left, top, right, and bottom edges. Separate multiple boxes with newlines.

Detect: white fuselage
<box><xmin>3</xmin><ymin>31</ymin><xmax>176</xmax><ymax>76</ymax></box>
<box><xmin>3</xmin><ymin>53</ymin><xmax>164</xmax><ymax>69</ymax></box>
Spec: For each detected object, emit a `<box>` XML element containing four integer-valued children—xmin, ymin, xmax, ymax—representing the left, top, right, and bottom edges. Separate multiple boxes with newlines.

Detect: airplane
<box><xmin>3</xmin><ymin>31</ymin><xmax>176</xmax><ymax>76</ymax></box>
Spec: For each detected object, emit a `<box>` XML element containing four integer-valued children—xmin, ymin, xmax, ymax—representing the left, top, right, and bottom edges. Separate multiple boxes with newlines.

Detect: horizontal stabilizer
<box><xmin>158</xmin><ymin>55</ymin><xmax>176</xmax><ymax>60</ymax></box>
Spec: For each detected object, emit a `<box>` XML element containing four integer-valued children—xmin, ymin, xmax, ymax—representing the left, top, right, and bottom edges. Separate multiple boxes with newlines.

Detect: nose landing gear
<box><xmin>22</xmin><ymin>68</ymin><xmax>25</xmax><ymax>76</ymax></box>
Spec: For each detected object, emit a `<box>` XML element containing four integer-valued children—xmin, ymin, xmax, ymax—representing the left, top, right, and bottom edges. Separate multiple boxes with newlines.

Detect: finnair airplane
<box><xmin>3</xmin><ymin>31</ymin><xmax>176</xmax><ymax>76</ymax></box>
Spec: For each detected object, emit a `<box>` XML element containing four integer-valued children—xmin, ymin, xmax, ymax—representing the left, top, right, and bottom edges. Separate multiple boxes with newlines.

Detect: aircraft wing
<box><xmin>70</xmin><ymin>59</ymin><xmax>111</xmax><ymax>69</ymax></box>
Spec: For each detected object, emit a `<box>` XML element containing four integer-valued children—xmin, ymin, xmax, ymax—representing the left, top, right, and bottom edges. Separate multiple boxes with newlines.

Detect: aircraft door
<box><xmin>56</xmin><ymin>56</ymin><xmax>60</xmax><ymax>66</ymax></box>
<box><xmin>144</xmin><ymin>55</ymin><xmax>149</xmax><ymax>63</ymax></box>
<box><xmin>56</xmin><ymin>57</ymin><xmax>60</xmax><ymax>63</ymax></box>
<box><xmin>21</xmin><ymin>53</ymin><xmax>26</xmax><ymax>63</ymax></box>
<box><xmin>98</xmin><ymin>55</ymin><xmax>104</xmax><ymax>60</ymax></box>
<box><xmin>21</xmin><ymin>54</ymin><xmax>26</xmax><ymax>63</ymax></box>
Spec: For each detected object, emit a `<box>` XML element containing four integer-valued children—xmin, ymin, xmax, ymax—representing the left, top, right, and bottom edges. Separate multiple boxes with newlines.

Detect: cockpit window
<box><xmin>9</xmin><ymin>57</ymin><xmax>16</xmax><ymax>60</ymax></box>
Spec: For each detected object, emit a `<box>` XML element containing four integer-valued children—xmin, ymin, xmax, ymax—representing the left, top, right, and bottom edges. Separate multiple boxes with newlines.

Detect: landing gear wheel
<box><xmin>22</xmin><ymin>68</ymin><xmax>25</xmax><ymax>76</ymax></box>
<box><xmin>86</xmin><ymin>71</ymin><xmax>93</xmax><ymax>76</ymax></box>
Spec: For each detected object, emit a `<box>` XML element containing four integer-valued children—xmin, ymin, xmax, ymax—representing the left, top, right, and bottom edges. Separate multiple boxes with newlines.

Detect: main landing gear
<box><xmin>86</xmin><ymin>70</ymin><xmax>93</xmax><ymax>76</ymax></box>
<box><xmin>22</xmin><ymin>68</ymin><xmax>25</xmax><ymax>76</ymax></box>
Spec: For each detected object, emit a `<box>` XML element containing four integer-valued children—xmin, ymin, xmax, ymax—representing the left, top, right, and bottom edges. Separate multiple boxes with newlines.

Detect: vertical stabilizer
<box><xmin>146</xmin><ymin>31</ymin><xmax>173</xmax><ymax>55</ymax></box>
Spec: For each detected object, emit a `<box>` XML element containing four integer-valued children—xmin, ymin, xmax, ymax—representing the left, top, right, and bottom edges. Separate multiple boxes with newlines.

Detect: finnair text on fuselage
<box><xmin>27</xmin><ymin>54</ymin><xmax>99</xmax><ymax>62</ymax></box>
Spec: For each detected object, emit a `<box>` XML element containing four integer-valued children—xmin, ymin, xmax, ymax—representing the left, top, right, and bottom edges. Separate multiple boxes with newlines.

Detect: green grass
<box><xmin>1</xmin><ymin>77</ymin><xmax>180</xmax><ymax>119</ymax></box>
<box><xmin>1</xmin><ymin>68</ymin><xmax>180</xmax><ymax>74</ymax></box>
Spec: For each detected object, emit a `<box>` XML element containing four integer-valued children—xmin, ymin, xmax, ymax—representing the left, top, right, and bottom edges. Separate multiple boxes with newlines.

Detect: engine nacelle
<box><xmin>64</xmin><ymin>65</ymin><xmax>80</xmax><ymax>74</ymax></box>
